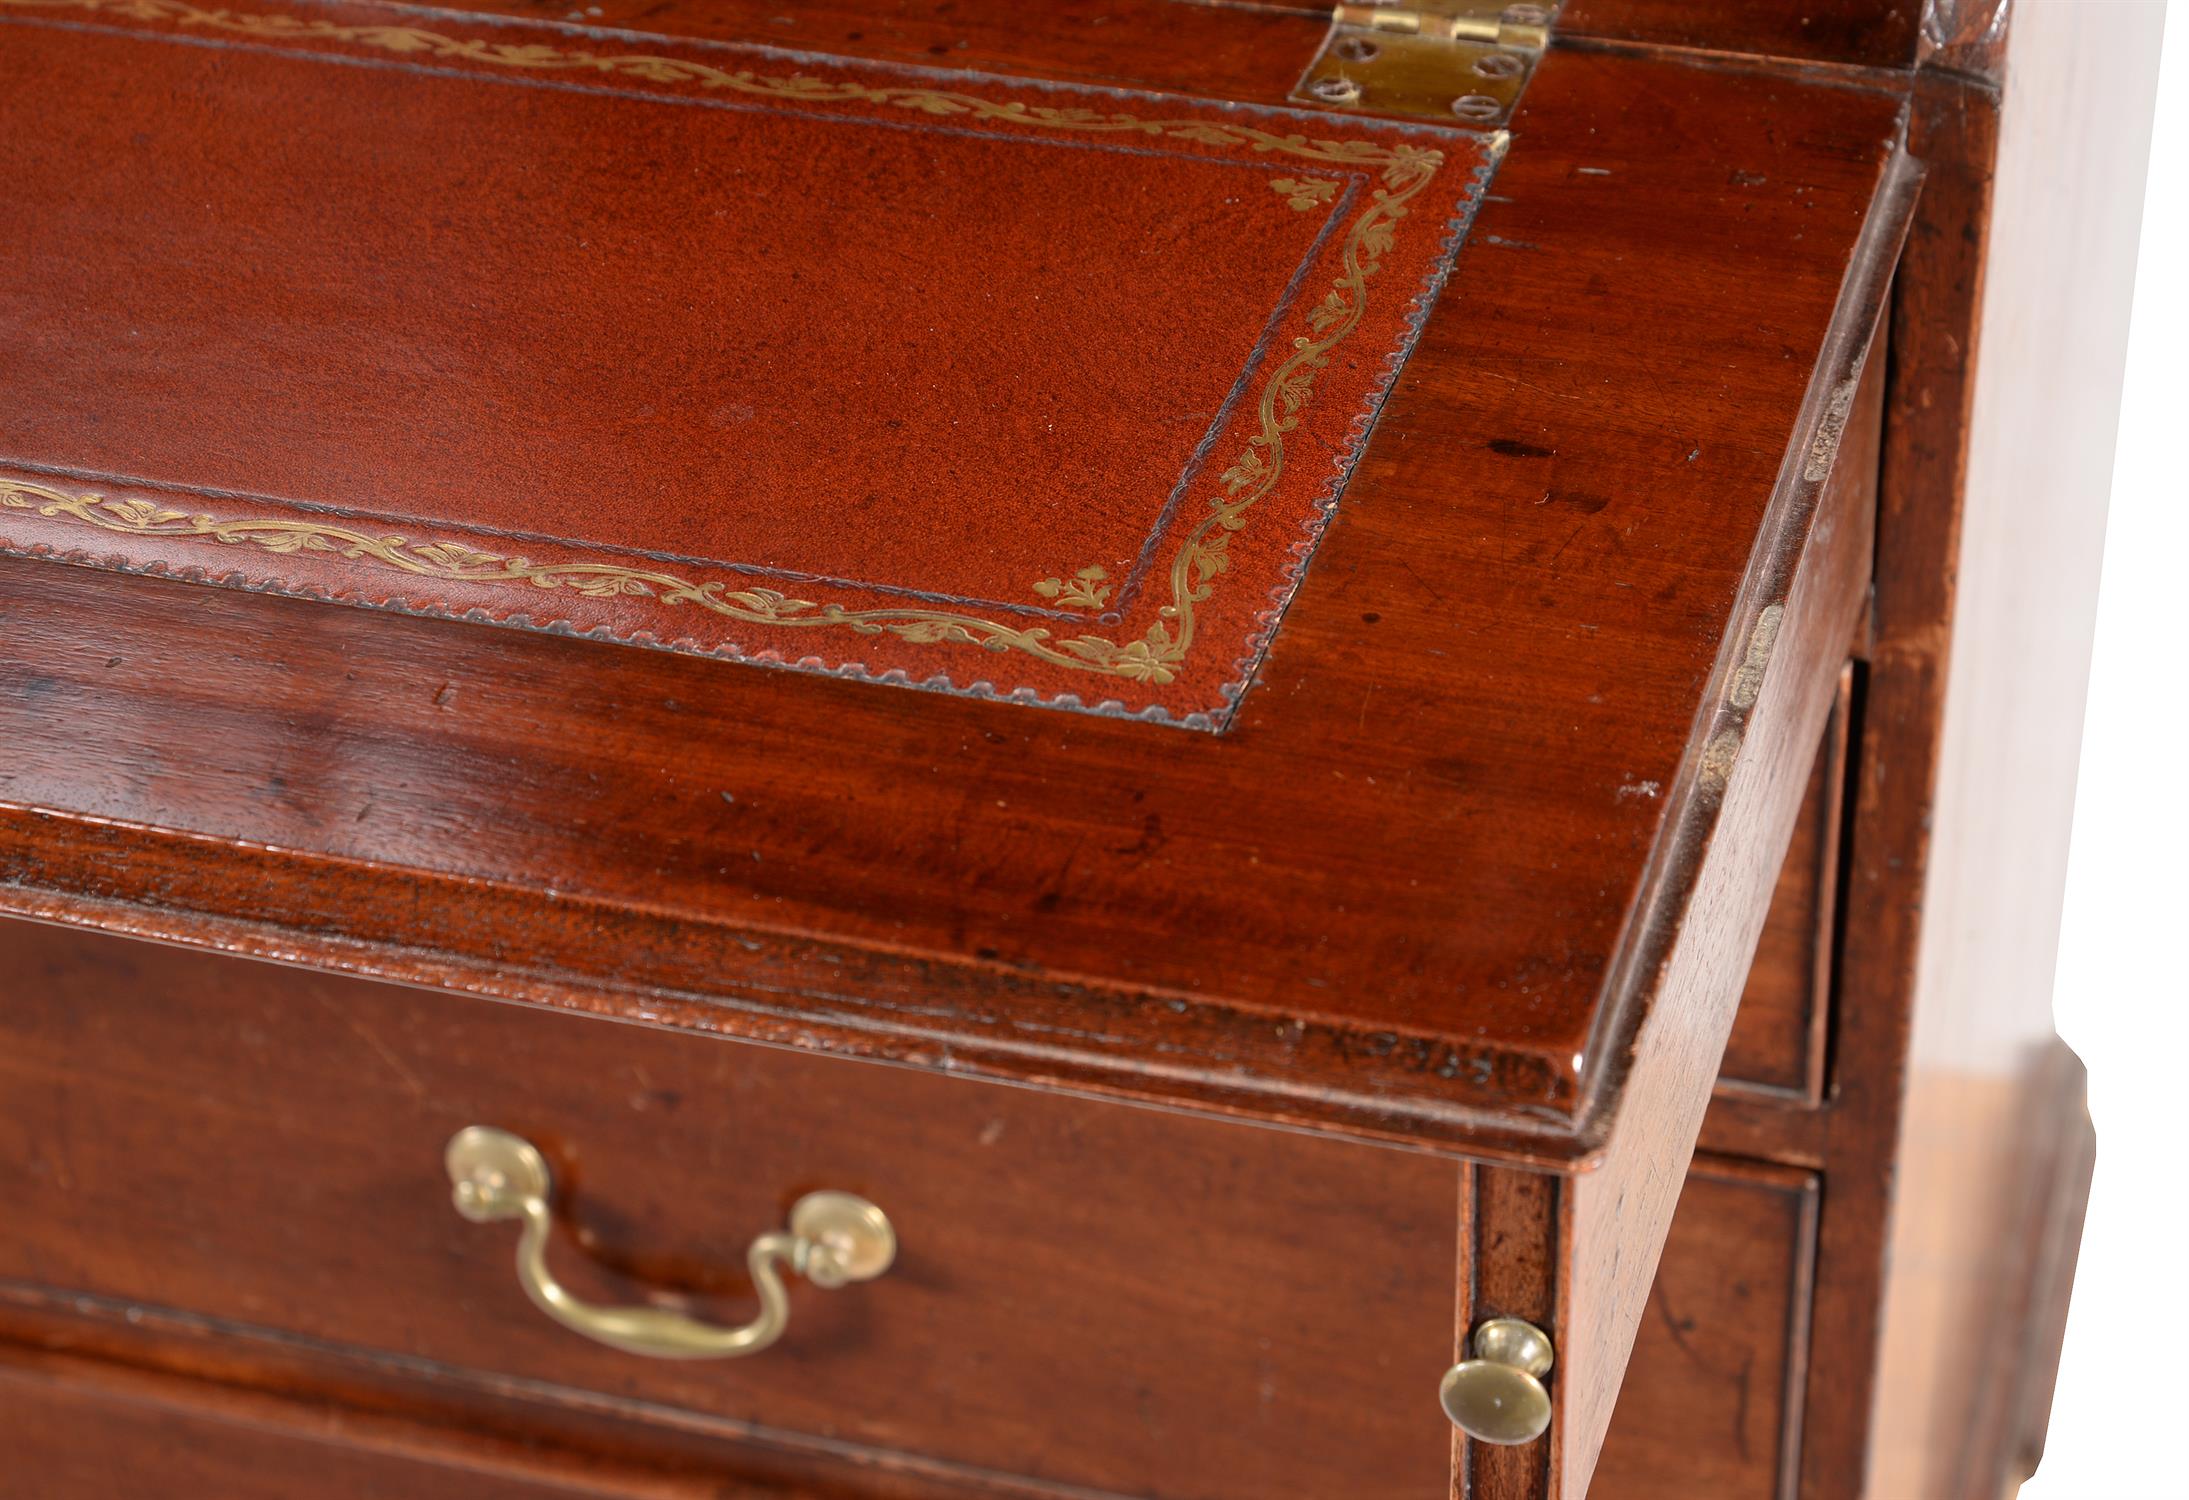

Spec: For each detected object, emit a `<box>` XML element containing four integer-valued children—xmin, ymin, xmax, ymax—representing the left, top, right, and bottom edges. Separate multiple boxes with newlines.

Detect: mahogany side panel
<box><xmin>2004</xmin><ymin>1070</ymin><xmax>2097</xmax><ymax>1486</ymax></box>
<box><xmin>1686</xmin><ymin>16</ymin><xmax>2152</xmax><ymax>1493</ymax></box>
<box><xmin>1864</xmin><ymin>4</ymin><xmax>2161</xmax><ymax>1491</ymax></box>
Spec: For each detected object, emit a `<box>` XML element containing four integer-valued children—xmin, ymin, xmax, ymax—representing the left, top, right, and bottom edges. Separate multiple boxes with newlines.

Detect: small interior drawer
<box><xmin>1593</xmin><ymin>1157</ymin><xmax>1820</xmax><ymax>1499</ymax></box>
<box><xmin>1718</xmin><ymin>664</ymin><xmax>1855</xmax><ymax>1102</ymax></box>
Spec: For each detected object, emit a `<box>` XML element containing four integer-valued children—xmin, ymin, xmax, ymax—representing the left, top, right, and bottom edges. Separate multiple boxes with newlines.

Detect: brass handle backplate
<box><xmin>1440</xmin><ymin>1317</ymin><xmax>1555</xmax><ymax>1445</ymax></box>
<box><xmin>444</xmin><ymin>1125</ymin><xmax>896</xmax><ymax>1361</ymax></box>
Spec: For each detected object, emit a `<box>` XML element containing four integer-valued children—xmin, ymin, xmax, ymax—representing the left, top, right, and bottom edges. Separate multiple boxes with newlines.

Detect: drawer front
<box><xmin>0</xmin><ymin>1352</ymin><xmax>624</xmax><ymax>1500</ymax></box>
<box><xmin>0</xmin><ymin>917</ymin><xmax>1457</xmax><ymax>1500</ymax></box>
<box><xmin>1718</xmin><ymin>665</ymin><xmax>1853</xmax><ymax>1101</ymax></box>
<box><xmin>1592</xmin><ymin>1158</ymin><xmax>1819</xmax><ymax>1499</ymax></box>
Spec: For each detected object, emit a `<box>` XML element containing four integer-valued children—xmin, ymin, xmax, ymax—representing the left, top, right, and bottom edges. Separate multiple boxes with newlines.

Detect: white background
<box><xmin>2020</xmin><ymin>5</ymin><xmax>2187</xmax><ymax>1496</ymax></box>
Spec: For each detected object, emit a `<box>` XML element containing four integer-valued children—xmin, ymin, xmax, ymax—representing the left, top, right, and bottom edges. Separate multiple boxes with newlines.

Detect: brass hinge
<box><xmin>1291</xmin><ymin>3</ymin><xmax>1557</xmax><ymax>126</ymax></box>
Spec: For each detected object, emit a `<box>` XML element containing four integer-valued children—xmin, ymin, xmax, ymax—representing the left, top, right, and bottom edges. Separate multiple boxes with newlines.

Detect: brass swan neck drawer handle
<box><xmin>1440</xmin><ymin>1317</ymin><xmax>1555</xmax><ymax>1445</ymax></box>
<box><xmin>443</xmin><ymin>1125</ymin><xmax>897</xmax><ymax>1361</ymax></box>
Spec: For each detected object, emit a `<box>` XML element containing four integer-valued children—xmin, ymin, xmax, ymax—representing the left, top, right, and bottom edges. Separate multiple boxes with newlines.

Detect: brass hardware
<box><xmin>1293</xmin><ymin>3</ymin><xmax>1556</xmax><ymax>126</ymax></box>
<box><xmin>1440</xmin><ymin>1316</ymin><xmax>1555</xmax><ymax>1444</ymax></box>
<box><xmin>444</xmin><ymin>1125</ymin><xmax>896</xmax><ymax>1360</ymax></box>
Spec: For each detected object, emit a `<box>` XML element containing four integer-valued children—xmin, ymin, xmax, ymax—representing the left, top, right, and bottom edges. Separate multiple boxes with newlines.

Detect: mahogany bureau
<box><xmin>0</xmin><ymin>2</ymin><xmax>2156</xmax><ymax>1496</ymax></box>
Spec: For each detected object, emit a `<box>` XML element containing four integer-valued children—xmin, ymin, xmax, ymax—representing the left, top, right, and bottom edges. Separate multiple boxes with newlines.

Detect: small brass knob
<box><xmin>1440</xmin><ymin>1317</ymin><xmax>1554</xmax><ymax>1445</ymax></box>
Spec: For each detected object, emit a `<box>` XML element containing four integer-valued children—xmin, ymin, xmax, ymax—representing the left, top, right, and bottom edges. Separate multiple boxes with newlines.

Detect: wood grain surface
<box><xmin>1591</xmin><ymin>1158</ymin><xmax>1819</xmax><ymax>1500</ymax></box>
<box><xmin>0</xmin><ymin>916</ymin><xmax>1457</xmax><ymax>1500</ymax></box>
<box><xmin>0</xmin><ymin>40</ymin><xmax>1907</xmax><ymax>1160</ymax></box>
<box><xmin>0</xmin><ymin>1143</ymin><xmax>1841</xmax><ymax>1500</ymax></box>
<box><xmin>1716</xmin><ymin>670</ymin><xmax>1852</xmax><ymax>1102</ymax></box>
<box><xmin>1688</xmin><ymin>6</ymin><xmax>2150</xmax><ymax>1494</ymax></box>
<box><xmin>1553</xmin><ymin>248</ymin><xmax>1894</xmax><ymax>1497</ymax></box>
<box><xmin>0</xmin><ymin>1345</ymin><xmax>702</xmax><ymax>1500</ymax></box>
<box><xmin>1866</xmin><ymin>6</ymin><xmax>2161</xmax><ymax>1492</ymax></box>
<box><xmin>1559</xmin><ymin>0</ymin><xmax>1925</xmax><ymax>69</ymax></box>
<box><xmin>0</xmin><ymin>4</ymin><xmax>2098</xmax><ymax>1498</ymax></box>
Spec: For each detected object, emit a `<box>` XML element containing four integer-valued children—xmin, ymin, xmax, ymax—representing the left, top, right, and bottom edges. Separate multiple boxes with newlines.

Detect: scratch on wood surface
<box><xmin>316</xmin><ymin>995</ymin><xmax>427</xmax><ymax>1102</ymax></box>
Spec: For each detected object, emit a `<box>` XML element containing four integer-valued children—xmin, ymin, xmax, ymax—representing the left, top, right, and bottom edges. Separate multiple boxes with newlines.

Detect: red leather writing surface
<box><xmin>0</xmin><ymin>0</ymin><xmax>1496</xmax><ymax>726</ymax></box>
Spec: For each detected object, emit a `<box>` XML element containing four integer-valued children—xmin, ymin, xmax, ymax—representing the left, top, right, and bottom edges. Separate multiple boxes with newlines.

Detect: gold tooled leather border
<box><xmin>0</xmin><ymin>0</ymin><xmax>1488</xmax><ymax>691</ymax></box>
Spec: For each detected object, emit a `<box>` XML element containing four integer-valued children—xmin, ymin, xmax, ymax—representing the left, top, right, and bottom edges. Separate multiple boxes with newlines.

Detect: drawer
<box><xmin>1594</xmin><ymin>1159</ymin><xmax>1820</xmax><ymax>1499</ymax></box>
<box><xmin>1718</xmin><ymin>665</ymin><xmax>1855</xmax><ymax>1102</ymax></box>
<box><xmin>0</xmin><ymin>917</ymin><xmax>1456</xmax><ymax>1500</ymax></box>
<box><xmin>0</xmin><ymin>1348</ymin><xmax>627</xmax><ymax>1500</ymax></box>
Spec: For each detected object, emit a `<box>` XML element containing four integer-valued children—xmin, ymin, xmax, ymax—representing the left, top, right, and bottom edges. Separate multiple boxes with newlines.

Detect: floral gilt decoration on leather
<box><xmin>0</xmin><ymin>0</ymin><xmax>1466</xmax><ymax>691</ymax></box>
<box><xmin>1032</xmin><ymin>566</ymin><xmax>1114</xmax><ymax>611</ymax></box>
<box><xmin>1270</xmin><ymin>177</ymin><xmax>1342</xmax><ymax>211</ymax></box>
